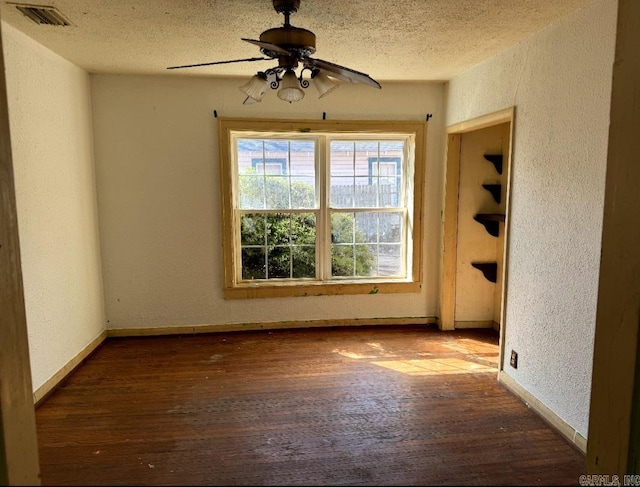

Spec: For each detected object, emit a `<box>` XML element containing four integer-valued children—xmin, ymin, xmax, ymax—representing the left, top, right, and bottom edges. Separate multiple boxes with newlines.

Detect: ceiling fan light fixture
<box><xmin>277</xmin><ymin>70</ymin><xmax>305</xmax><ymax>103</ymax></box>
<box><xmin>239</xmin><ymin>72</ymin><xmax>268</xmax><ymax>102</ymax></box>
<box><xmin>313</xmin><ymin>71</ymin><xmax>340</xmax><ymax>98</ymax></box>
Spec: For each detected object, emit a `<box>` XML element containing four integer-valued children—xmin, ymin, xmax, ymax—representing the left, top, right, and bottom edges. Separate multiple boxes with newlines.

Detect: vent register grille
<box><xmin>12</xmin><ymin>3</ymin><xmax>72</xmax><ymax>26</ymax></box>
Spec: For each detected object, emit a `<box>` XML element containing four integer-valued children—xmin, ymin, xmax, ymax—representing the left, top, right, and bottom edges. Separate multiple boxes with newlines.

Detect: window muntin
<box><xmin>328</xmin><ymin>139</ymin><xmax>406</xmax><ymax>279</ymax></box>
<box><xmin>237</xmin><ymin>138</ymin><xmax>317</xmax><ymax>210</ymax></box>
<box><xmin>330</xmin><ymin>211</ymin><xmax>403</xmax><ymax>277</ymax></box>
<box><xmin>233</xmin><ymin>134</ymin><xmax>410</xmax><ymax>283</ymax></box>
<box><xmin>219</xmin><ymin>119</ymin><xmax>426</xmax><ymax>299</ymax></box>
<box><xmin>236</xmin><ymin>138</ymin><xmax>319</xmax><ymax>282</ymax></box>
<box><xmin>240</xmin><ymin>212</ymin><xmax>317</xmax><ymax>280</ymax></box>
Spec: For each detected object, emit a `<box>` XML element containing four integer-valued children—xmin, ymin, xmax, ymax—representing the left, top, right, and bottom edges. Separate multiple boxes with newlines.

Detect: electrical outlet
<box><xmin>510</xmin><ymin>350</ymin><xmax>518</xmax><ymax>369</ymax></box>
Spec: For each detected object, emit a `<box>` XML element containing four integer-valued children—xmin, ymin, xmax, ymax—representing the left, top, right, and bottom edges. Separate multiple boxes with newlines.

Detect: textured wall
<box><xmin>2</xmin><ymin>22</ymin><xmax>106</xmax><ymax>391</ymax></box>
<box><xmin>90</xmin><ymin>76</ymin><xmax>445</xmax><ymax>329</ymax></box>
<box><xmin>446</xmin><ymin>0</ymin><xmax>616</xmax><ymax>437</ymax></box>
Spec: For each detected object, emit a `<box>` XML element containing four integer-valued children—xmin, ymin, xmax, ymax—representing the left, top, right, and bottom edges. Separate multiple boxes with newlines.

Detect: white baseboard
<box><xmin>499</xmin><ymin>371</ymin><xmax>587</xmax><ymax>454</ymax></box>
<box><xmin>33</xmin><ymin>330</ymin><xmax>107</xmax><ymax>406</ymax></box>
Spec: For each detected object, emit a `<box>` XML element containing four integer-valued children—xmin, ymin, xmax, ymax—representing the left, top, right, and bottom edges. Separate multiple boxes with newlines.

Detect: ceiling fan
<box><xmin>166</xmin><ymin>0</ymin><xmax>381</xmax><ymax>104</ymax></box>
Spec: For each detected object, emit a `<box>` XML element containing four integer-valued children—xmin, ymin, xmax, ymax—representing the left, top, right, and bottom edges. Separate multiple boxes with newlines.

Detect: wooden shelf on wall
<box><xmin>471</xmin><ymin>262</ymin><xmax>498</xmax><ymax>283</ymax></box>
<box><xmin>482</xmin><ymin>184</ymin><xmax>502</xmax><ymax>204</ymax></box>
<box><xmin>473</xmin><ymin>213</ymin><xmax>505</xmax><ymax>237</ymax></box>
<box><xmin>483</xmin><ymin>154</ymin><xmax>503</xmax><ymax>175</ymax></box>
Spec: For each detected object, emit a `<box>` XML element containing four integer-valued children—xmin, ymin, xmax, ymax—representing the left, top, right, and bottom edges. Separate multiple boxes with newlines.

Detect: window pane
<box><xmin>354</xmin><ymin>177</ymin><xmax>377</xmax><ymax>207</ymax></box>
<box><xmin>290</xmin><ymin>177</ymin><xmax>315</xmax><ymax>208</ymax></box>
<box><xmin>266</xmin><ymin>213</ymin><xmax>291</xmax><ymax>246</ymax></box>
<box><xmin>240</xmin><ymin>214</ymin><xmax>266</xmax><ymax>246</ymax></box>
<box><xmin>355</xmin><ymin>244</ymin><xmax>377</xmax><ymax>277</ymax></box>
<box><xmin>330</xmin><ymin>177</ymin><xmax>354</xmax><ymax>208</ymax></box>
<box><xmin>355</xmin><ymin>213</ymin><xmax>378</xmax><ymax>243</ymax></box>
<box><xmin>268</xmin><ymin>246</ymin><xmax>291</xmax><ymax>279</ymax></box>
<box><xmin>330</xmin><ymin>141</ymin><xmax>354</xmax><ymax>177</ymax></box>
<box><xmin>237</xmin><ymin>139</ymin><xmax>263</xmax><ymax>175</ymax></box>
<box><xmin>289</xmin><ymin>141</ymin><xmax>315</xmax><ymax>176</ymax></box>
<box><xmin>331</xmin><ymin>213</ymin><xmax>355</xmax><ymax>244</ymax></box>
<box><xmin>331</xmin><ymin>243</ymin><xmax>376</xmax><ymax>277</ymax></box>
<box><xmin>291</xmin><ymin>213</ymin><xmax>316</xmax><ymax>245</ymax></box>
<box><xmin>378</xmin><ymin>244</ymin><xmax>402</xmax><ymax>276</ymax></box>
<box><xmin>264</xmin><ymin>176</ymin><xmax>291</xmax><ymax>209</ymax></box>
<box><xmin>241</xmin><ymin>248</ymin><xmax>266</xmax><ymax>280</ymax></box>
<box><xmin>262</xmin><ymin>140</ymin><xmax>288</xmax><ymax>152</ymax></box>
<box><xmin>331</xmin><ymin>245</ymin><xmax>354</xmax><ymax>277</ymax></box>
<box><xmin>238</xmin><ymin>175</ymin><xmax>265</xmax><ymax>209</ymax></box>
<box><xmin>379</xmin><ymin>212</ymin><xmax>403</xmax><ymax>243</ymax></box>
<box><xmin>292</xmin><ymin>246</ymin><xmax>315</xmax><ymax>278</ymax></box>
<box><xmin>373</xmin><ymin>161</ymin><xmax>399</xmax><ymax>177</ymax></box>
<box><xmin>378</xmin><ymin>177</ymin><xmax>401</xmax><ymax>207</ymax></box>
<box><xmin>381</xmin><ymin>140</ymin><xmax>404</xmax><ymax>153</ymax></box>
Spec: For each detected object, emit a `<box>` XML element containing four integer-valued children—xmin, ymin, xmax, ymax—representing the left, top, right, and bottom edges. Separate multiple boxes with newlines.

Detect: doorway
<box><xmin>439</xmin><ymin>107</ymin><xmax>514</xmax><ymax>371</ymax></box>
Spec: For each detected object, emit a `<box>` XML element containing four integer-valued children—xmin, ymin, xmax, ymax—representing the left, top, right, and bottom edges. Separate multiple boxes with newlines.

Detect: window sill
<box><xmin>224</xmin><ymin>280</ymin><xmax>422</xmax><ymax>299</ymax></box>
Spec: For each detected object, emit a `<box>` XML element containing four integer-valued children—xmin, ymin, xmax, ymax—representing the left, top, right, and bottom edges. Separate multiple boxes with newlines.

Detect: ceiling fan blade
<box><xmin>167</xmin><ymin>57</ymin><xmax>270</xmax><ymax>70</ymax></box>
<box><xmin>304</xmin><ymin>58</ymin><xmax>381</xmax><ymax>89</ymax></box>
<box><xmin>241</xmin><ymin>38</ymin><xmax>292</xmax><ymax>57</ymax></box>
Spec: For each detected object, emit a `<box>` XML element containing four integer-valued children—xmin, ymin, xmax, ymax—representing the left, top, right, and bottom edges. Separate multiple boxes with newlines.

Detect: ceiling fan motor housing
<box><xmin>259</xmin><ymin>26</ymin><xmax>316</xmax><ymax>57</ymax></box>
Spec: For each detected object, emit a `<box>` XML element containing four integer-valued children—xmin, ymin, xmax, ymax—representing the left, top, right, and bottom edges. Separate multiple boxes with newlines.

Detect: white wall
<box><xmin>446</xmin><ymin>0</ymin><xmax>616</xmax><ymax>437</ymax></box>
<box><xmin>90</xmin><ymin>76</ymin><xmax>445</xmax><ymax>329</ymax></box>
<box><xmin>2</xmin><ymin>22</ymin><xmax>106</xmax><ymax>391</ymax></box>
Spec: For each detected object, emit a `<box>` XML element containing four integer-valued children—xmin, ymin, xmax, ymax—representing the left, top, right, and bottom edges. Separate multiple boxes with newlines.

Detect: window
<box><xmin>219</xmin><ymin>119</ymin><xmax>426</xmax><ymax>299</ymax></box>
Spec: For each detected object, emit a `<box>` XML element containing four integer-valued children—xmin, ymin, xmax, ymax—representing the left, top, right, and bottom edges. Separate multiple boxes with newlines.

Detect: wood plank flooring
<box><xmin>35</xmin><ymin>325</ymin><xmax>585</xmax><ymax>485</ymax></box>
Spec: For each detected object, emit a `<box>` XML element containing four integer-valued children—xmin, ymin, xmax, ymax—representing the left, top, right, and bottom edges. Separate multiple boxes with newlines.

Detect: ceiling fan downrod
<box><xmin>272</xmin><ymin>0</ymin><xmax>300</xmax><ymax>27</ymax></box>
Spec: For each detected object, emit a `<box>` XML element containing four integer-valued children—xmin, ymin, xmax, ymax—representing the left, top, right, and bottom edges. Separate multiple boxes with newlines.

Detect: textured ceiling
<box><xmin>1</xmin><ymin>0</ymin><xmax>591</xmax><ymax>81</ymax></box>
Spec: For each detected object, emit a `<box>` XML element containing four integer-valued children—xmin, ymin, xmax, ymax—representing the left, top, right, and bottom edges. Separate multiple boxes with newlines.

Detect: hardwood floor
<box><xmin>35</xmin><ymin>325</ymin><xmax>585</xmax><ymax>486</ymax></box>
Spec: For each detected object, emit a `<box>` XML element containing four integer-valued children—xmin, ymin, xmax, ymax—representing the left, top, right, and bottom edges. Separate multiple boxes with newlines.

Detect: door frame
<box><xmin>439</xmin><ymin>106</ymin><xmax>515</xmax><ymax>373</ymax></box>
<box><xmin>0</xmin><ymin>17</ymin><xmax>41</xmax><ymax>485</ymax></box>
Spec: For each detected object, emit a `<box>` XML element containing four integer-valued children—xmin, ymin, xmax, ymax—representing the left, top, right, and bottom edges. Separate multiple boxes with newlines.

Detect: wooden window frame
<box><xmin>218</xmin><ymin>118</ymin><xmax>427</xmax><ymax>299</ymax></box>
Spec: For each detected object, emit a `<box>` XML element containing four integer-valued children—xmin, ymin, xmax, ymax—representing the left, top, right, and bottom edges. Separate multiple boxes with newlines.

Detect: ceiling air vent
<box><xmin>12</xmin><ymin>3</ymin><xmax>72</xmax><ymax>26</ymax></box>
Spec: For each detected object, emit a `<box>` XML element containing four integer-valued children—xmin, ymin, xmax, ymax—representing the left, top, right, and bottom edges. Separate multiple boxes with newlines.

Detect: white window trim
<box><xmin>218</xmin><ymin>118</ymin><xmax>427</xmax><ymax>299</ymax></box>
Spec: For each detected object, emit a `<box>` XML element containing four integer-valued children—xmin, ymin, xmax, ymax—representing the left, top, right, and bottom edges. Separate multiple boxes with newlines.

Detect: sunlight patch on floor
<box><xmin>372</xmin><ymin>357</ymin><xmax>497</xmax><ymax>376</ymax></box>
<box><xmin>442</xmin><ymin>339</ymin><xmax>499</xmax><ymax>355</ymax></box>
<box><xmin>365</xmin><ymin>342</ymin><xmax>397</xmax><ymax>357</ymax></box>
<box><xmin>333</xmin><ymin>349</ymin><xmax>381</xmax><ymax>359</ymax></box>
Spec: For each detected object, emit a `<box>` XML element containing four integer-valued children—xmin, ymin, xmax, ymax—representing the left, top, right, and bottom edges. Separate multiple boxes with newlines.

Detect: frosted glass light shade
<box><xmin>239</xmin><ymin>74</ymin><xmax>268</xmax><ymax>102</ymax></box>
<box><xmin>313</xmin><ymin>71</ymin><xmax>340</xmax><ymax>98</ymax></box>
<box><xmin>277</xmin><ymin>70</ymin><xmax>305</xmax><ymax>103</ymax></box>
